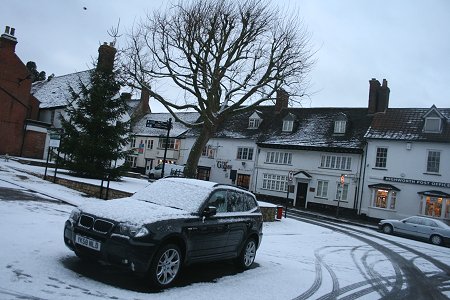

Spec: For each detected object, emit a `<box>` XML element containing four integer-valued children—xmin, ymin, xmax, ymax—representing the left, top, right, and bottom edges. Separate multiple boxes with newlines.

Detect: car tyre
<box><xmin>382</xmin><ymin>224</ymin><xmax>393</xmax><ymax>234</ymax></box>
<box><xmin>236</xmin><ymin>237</ymin><xmax>257</xmax><ymax>270</ymax></box>
<box><xmin>430</xmin><ymin>235</ymin><xmax>443</xmax><ymax>246</ymax></box>
<box><xmin>149</xmin><ymin>244</ymin><xmax>182</xmax><ymax>288</ymax></box>
<box><xmin>149</xmin><ymin>173</ymin><xmax>155</xmax><ymax>179</ymax></box>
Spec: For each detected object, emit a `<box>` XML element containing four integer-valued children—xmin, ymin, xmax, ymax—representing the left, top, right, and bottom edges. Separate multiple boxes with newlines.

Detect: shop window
<box><xmin>372</xmin><ymin>189</ymin><xmax>397</xmax><ymax>210</ymax></box>
<box><xmin>236</xmin><ymin>174</ymin><xmax>250</xmax><ymax>189</ymax></box>
<box><xmin>425</xmin><ymin>197</ymin><xmax>443</xmax><ymax>218</ymax></box>
<box><xmin>197</xmin><ymin>167</ymin><xmax>211</xmax><ymax>181</ymax></box>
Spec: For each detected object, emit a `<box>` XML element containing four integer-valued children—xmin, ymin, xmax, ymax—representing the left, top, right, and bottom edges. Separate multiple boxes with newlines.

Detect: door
<box><xmin>296</xmin><ymin>182</ymin><xmax>308</xmax><ymax>208</ymax></box>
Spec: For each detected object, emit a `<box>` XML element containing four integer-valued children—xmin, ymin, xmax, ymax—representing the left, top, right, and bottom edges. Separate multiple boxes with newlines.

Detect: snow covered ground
<box><xmin>0</xmin><ymin>160</ymin><xmax>449</xmax><ymax>300</ymax></box>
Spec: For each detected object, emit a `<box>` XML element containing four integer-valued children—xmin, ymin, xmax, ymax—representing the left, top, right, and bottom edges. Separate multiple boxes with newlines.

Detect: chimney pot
<box><xmin>10</xmin><ymin>28</ymin><xmax>15</xmax><ymax>36</ymax></box>
<box><xmin>5</xmin><ymin>26</ymin><xmax>10</xmax><ymax>34</ymax></box>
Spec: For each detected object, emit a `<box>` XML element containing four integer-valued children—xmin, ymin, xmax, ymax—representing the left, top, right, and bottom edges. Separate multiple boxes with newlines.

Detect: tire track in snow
<box><xmin>288</xmin><ymin>213</ymin><xmax>449</xmax><ymax>300</ymax></box>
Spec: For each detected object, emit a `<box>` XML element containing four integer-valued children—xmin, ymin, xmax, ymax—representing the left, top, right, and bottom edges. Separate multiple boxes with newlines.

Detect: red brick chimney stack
<box><xmin>97</xmin><ymin>42</ymin><xmax>116</xmax><ymax>73</ymax></box>
<box><xmin>368</xmin><ymin>78</ymin><xmax>389</xmax><ymax>114</ymax></box>
<box><xmin>0</xmin><ymin>26</ymin><xmax>18</xmax><ymax>53</ymax></box>
<box><xmin>275</xmin><ymin>89</ymin><xmax>289</xmax><ymax>114</ymax></box>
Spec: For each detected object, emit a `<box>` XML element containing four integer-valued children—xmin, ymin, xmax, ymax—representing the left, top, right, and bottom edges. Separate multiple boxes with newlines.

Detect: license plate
<box><xmin>75</xmin><ymin>235</ymin><xmax>101</xmax><ymax>251</ymax></box>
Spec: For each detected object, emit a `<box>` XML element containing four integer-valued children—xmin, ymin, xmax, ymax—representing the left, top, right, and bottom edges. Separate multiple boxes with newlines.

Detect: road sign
<box><xmin>146</xmin><ymin>120</ymin><xmax>172</xmax><ymax>130</ymax></box>
<box><xmin>288</xmin><ymin>171</ymin><xmax>294</xmax><ymax>184</ymax></box>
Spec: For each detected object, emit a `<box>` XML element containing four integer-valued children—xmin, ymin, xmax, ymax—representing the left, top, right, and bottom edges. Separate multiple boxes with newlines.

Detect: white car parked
<box><xmin>378</xmin><ymin>216</ymin><xmax>450</xmax><ymax>246</ymax></box>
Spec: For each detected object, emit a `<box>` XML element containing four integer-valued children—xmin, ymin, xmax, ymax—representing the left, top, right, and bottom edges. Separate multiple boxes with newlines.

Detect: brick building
<box><xmin>0</xmin><ymin>26</ymin><xmax>49</xmax><ymax>158</ymax></box>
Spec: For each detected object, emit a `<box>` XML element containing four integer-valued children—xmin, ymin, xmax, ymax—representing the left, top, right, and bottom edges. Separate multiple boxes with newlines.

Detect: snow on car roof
<box><xmin>132</xmin><ymin>177</ymin><xmax>216</xmax><ymax>213</ymax></box>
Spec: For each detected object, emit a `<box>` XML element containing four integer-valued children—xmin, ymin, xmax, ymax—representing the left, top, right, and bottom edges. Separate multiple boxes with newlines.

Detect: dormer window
<box><xmin>248</xmin><ymin>111</ymin><xmax>262</xmax><ymax>129</ymax></box>
<box><xmin>282</xmin><ymin>120</ymin><xmax>293</xmax><ymax>132</ymax></box>
<box><xmin>282</xmin><ymin>113</ymin><xmax>295</xmax><ymax>132</ymax></box>
<box><xmin>334</xmin><ymin>113</ymin><xmax>348</xmax><ymax>134</ymax></box>
<box><xmin>424</xmin><ymin>117</ymin><xmax>441</xmax><ymax>133</ymax></box>
<box><xmin>248</xmin><ymin>118</ymin><xmax>260</xmax><ymax>129</ymax></box>
<box><xmin>334</xmin><ymin>120</ymin><xmax>346</xmax><ymax>134</ymax></box>
<box><xmin>422</xmin><ymin>105</ymin><xmax>445</xmax><ymax>133</ymax></box>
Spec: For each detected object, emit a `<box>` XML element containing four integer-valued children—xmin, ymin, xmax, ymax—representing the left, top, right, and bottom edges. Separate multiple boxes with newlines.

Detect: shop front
<box><xmin>418</xmin><ymin>191</ymin><xmax>450</xmax><ymax>219</ymax></box>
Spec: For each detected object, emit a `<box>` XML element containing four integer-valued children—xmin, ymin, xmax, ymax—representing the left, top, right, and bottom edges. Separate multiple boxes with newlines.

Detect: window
<box><xmin>425</xmin><ymin>197</ymin><xmax>443</xmax><ymax>217</ymax></box>
<box><xmin>424</xmin><ymin>118</ymin><xmax>441</xmax><ymax>132</ymax></box>
<box><xmin>130</xmin><ymin>138</ymin><xmax>136</xmax><ymax>148</ymax></box>
<box><xmin>427</xmin><ymin>150</ymin><xmax>440</xmax><ymax>173</ymax></box>
<box><xmin>320</xmin><ymin>155</ymin><xmax>352</xmax><ymax>170</ymax></box>
<box><xmin>316</xmin><ymin>180</ymin><xmax>328</xmax><ymax>198</ymax></box>
<box><xmin>237</xmin><ymin>147</ymin><xmax>254</xmax><ymax>160</ymax></box>
<box><xmin>262</xmin><ymin>174</ymin><xmax>288</xmax><ymax>192</ymax></box>
<box><xmin>282</xmin><ymin>120</ymin><xmax>294</xmax><ymax>132</ymax></box>
<box><xmin>334</xmin><ymin>120</ymin><xmax>346</xmax><ymax>134</ymax></box>
<box><xmin>196</xmin><ymin>167</ymin><xmax>211</xmax><ymax>181</ymax></box>
<box><xmin>158</xmin><ymin>138</ymin><xmax>178</xmax><ymax>150</ymax></box>
<box><xmin>335</xmin><ymin>183</ymin><xmax>349</xmax><ymax>201</ymax></box>
<box><xmin>375</xmin><ymin>147</ymin><xmax>388</xmax><ymax>168</ymax></box>
<box><xmin>265</xmin><ymin>151</ymin><xmax>292</xmax><ymax>164</ymax></box>
<box><xmin>372</xmin><ymin>189</ymin><xmax>397</xmax><ymax>210</ymax></box>
<box><xmin>236</xmin><ymin>174</ymin><xmax>250</xmax><ymax>189</ymax></box>
<box><xmin>248</xmin><ymin>118</ymin><xmax>261</xmax><ymax>129</ymax></box>
<box><xmin>202</xmin><ymin>145</ymin><xmax>216</xmax><ymax>158</ymax></box>
<box><xmin>147</xmin><ymin>140</ymin><xmax>154</xmax><ymax>149</ymax></box>
<box><xmin>126</xmin><ymin>156</ymin><xmax>137</xmax><ymax>168</ymax></box>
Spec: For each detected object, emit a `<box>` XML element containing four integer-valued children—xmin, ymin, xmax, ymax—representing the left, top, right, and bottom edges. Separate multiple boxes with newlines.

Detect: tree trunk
<box><xmin>184</xmin><ymin>125</ymin><xmax>216</xmax><ymax>178</ymax></box>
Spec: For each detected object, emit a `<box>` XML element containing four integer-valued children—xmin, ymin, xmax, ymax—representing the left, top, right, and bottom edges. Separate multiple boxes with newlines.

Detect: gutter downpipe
<box><xmin>358</xmin><ymin>141</ymin><xmax>368</xmax><ymax>215</ymax></box>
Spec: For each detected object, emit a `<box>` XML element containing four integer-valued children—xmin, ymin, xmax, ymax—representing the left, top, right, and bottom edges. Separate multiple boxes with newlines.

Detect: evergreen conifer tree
<box><xmin>60</xmin><ymin>44</ymin><xmax>130</xmax><ymax>179</ymax></box>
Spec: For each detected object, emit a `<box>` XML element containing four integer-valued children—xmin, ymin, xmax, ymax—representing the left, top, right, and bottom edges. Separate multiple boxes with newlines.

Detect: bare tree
<box><xmin>124</xmin><ymin>0</ymin><xmax>313</xmax><ymax>178</ymax></box>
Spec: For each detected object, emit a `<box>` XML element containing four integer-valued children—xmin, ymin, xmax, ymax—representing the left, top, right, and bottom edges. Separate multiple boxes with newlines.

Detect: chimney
<box><xmin>0</xmin><ymin>26</ymin><xmax>18</xmax><ymax>53</ymax></box>
<box><xmin>96</xmin><ymin>42</ymin><xmax>117</xmax><ymax>73</ymax></box>
<box><xmin>368</xmin><ymin>78</ymin><xmax>389</xmax><ymax>114</ymax></box>
<box><xmin>275</xmin><ymin>89</ymin><xmax>289</xmax><ymax>114</ymax></box>
<box><xmin>139</xmin><ymin>87</ymin><xmax>151</xmax><ymax>114</ymax></box>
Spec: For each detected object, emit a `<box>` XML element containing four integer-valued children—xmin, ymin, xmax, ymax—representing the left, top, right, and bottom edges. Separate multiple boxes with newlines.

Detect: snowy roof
<box><xmin>132</xmin><ymin>111</ymin><xmax>200</xmax><ymax>138</ymax></box>
<box><xmin>365</xmin><ymin>107</ymin><xmax>450</xmax><ymax>142</ymax></box>
<box><xmin>183</xmin><ymin>106</ymin><xmax>372</xmax><ymax>152</ymax></box>
<box><xmin>31</xmin><ymin>70</ymin><xmax>91</xmax><ymax>109</ymax></box>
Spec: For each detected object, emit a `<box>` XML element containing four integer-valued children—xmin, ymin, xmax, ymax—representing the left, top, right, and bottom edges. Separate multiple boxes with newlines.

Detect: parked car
<box><xmin>64</xmin><ymin>177</ymin><xmax>263</xmax><ymax>288</ymax></box>
<box><xmin>148</xmin><ymin>163</ymin><xmax>184</xmax><ymax>179</ymax></box>
<box><xmin>378</xmin><ymin>216</ymin><xmax>450</xmax><ymax>246</ymax></box>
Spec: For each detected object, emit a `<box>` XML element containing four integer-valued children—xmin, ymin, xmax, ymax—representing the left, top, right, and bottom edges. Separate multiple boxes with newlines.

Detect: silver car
<box><xmin>378</xmin><ymin>216</ymin><xmax>450</xmax><ymax>246</ymax></box>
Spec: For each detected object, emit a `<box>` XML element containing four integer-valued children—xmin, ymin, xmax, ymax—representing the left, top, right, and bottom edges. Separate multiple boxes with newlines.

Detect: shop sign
<box><xmin>217</xmin><ymin>160</ymin><xmax>231</xmax><ymax>169</ymax></box>
<box><xmin>384</xmin><ymin>177</ymin><xmax>450</xmax><ymax>188</ymax></box>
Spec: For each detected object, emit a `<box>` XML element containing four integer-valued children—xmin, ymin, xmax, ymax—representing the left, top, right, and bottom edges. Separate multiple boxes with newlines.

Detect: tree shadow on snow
<box><xmin>60</xmin><ymin>256</ymin><xmax>259</xmax><ymax>293</ymax></box>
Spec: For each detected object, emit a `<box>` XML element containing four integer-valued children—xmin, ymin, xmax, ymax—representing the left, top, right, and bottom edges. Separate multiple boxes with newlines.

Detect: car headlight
<box><xmin>69</xmin><ymin>208</ymin><xmax>81</xmax><ymax>223</ymax></box>
<box><xmin>118</xmin><ymin>223</ymin><xmax>150</xmax><ymax>238</ymax></box>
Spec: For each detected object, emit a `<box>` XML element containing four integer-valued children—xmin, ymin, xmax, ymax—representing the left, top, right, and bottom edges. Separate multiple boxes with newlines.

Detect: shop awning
<box><xmin>418</xmin><ymin>190</ymin><xmax>450</xmax><ymax>198</ymax></box>
<box><xmin>368</xmin><ymin>183</ymin><xmax>400</xmax><ymax>191</ymax></box>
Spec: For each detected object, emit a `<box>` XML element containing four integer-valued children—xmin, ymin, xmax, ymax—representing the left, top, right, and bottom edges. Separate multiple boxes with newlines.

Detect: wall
<box><xmin>361</xmin><ymin>140</ymin><xmax>450</xmax><ymax>220</ymax></box>
<box><xmin>254</xmin><ymin>147</ymin><xmax>363</xmax><ymax>210</ymax></box>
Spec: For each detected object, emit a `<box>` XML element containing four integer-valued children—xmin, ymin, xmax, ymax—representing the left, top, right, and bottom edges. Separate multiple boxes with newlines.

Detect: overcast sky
<box><xmin>2</xmin><ymin>0</ymin><xmax>449</xmax><ymax>111</ymax></box>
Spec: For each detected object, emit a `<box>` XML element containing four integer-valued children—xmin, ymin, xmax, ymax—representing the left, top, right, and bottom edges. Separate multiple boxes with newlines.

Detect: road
<box><xmin>287</xmin><ymin>210</ymin><xmax>450</xmax><ymax>300</ymax></box>
<box><xmin>1</xmin><ymin>179</ymin><xmax>449</xmax><ymax>299</ymax></box>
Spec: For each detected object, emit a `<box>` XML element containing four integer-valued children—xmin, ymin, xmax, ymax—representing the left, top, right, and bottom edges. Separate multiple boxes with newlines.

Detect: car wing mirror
<box><xmin>202</xmin><ymin>206</ymin><xmax>217</xmax><ymax>218</ymax></box>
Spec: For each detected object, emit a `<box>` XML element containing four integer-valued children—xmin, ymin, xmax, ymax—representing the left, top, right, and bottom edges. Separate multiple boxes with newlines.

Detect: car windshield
<box><xmin>441</xmin><ymin>219</ymin><xmax>450</xmax><ymax>227</ymax></box>
<box><xmin>132</xmin><ymin>178</ymin><xmax>215</xmax><ymax>213</ymax></box>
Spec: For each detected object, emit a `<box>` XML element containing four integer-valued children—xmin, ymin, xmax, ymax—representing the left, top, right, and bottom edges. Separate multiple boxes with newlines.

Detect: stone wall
<box><xmin>51</xmin><ymin>177</ymin><xmax>132</xmax><ymax>199</ymax></box>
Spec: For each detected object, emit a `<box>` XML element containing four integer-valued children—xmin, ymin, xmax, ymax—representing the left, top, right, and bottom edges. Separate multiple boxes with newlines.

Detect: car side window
<box><xmin>226</xmin><ymin>191</ymin><xmax>245</xmax><ymax>212</ymax></box>
<box><xmin>243</xmin><ymin>194</ymin><xmax>257</xmax><ymax>211</ymax></box>
<box><xmin>423</xmin><ymin>219</ymin><xmax>438</xmax><ymax>227</ymax></box>
<box><xmin>208</xmin><ymin>190</ymin><xmax>228</xmax><ymax>213</ymax></box>
<box><xmin>406</xmin><ymin>217</ymin><xmax>423</xmax><ymax>225</ymax></box>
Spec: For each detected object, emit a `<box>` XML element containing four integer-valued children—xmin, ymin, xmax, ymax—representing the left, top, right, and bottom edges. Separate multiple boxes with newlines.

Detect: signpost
<box><xmin>44</xmin><ymin>131</ymin><xmax>62</xmax><ymax>180</ymax></box>
<box><xmin>336</xmin><ymin>174</ymin><xmax>345</xmax><ymax>218</ymax></box>
<box><xmin>285</xmin><ymin>171</ymin><xmax>294</xmax><ymax>217</ymax></box>
<box><xmin>146</xmin><ymin>118</ymin><xmax>173</xmax><ymax>178</ymax></box>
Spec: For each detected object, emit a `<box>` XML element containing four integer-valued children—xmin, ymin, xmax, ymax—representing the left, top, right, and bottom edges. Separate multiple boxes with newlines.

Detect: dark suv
<box><xmin>64</xmin><ymin>177</ymin><xmax>263</xmax><ymax>288</ymax></box>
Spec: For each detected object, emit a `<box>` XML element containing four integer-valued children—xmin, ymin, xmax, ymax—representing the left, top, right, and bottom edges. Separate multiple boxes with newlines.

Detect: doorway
<box><xmin>296</xmin><ymin>182</ymin><xmax>308</xmax><ymax>208</ymax></box>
